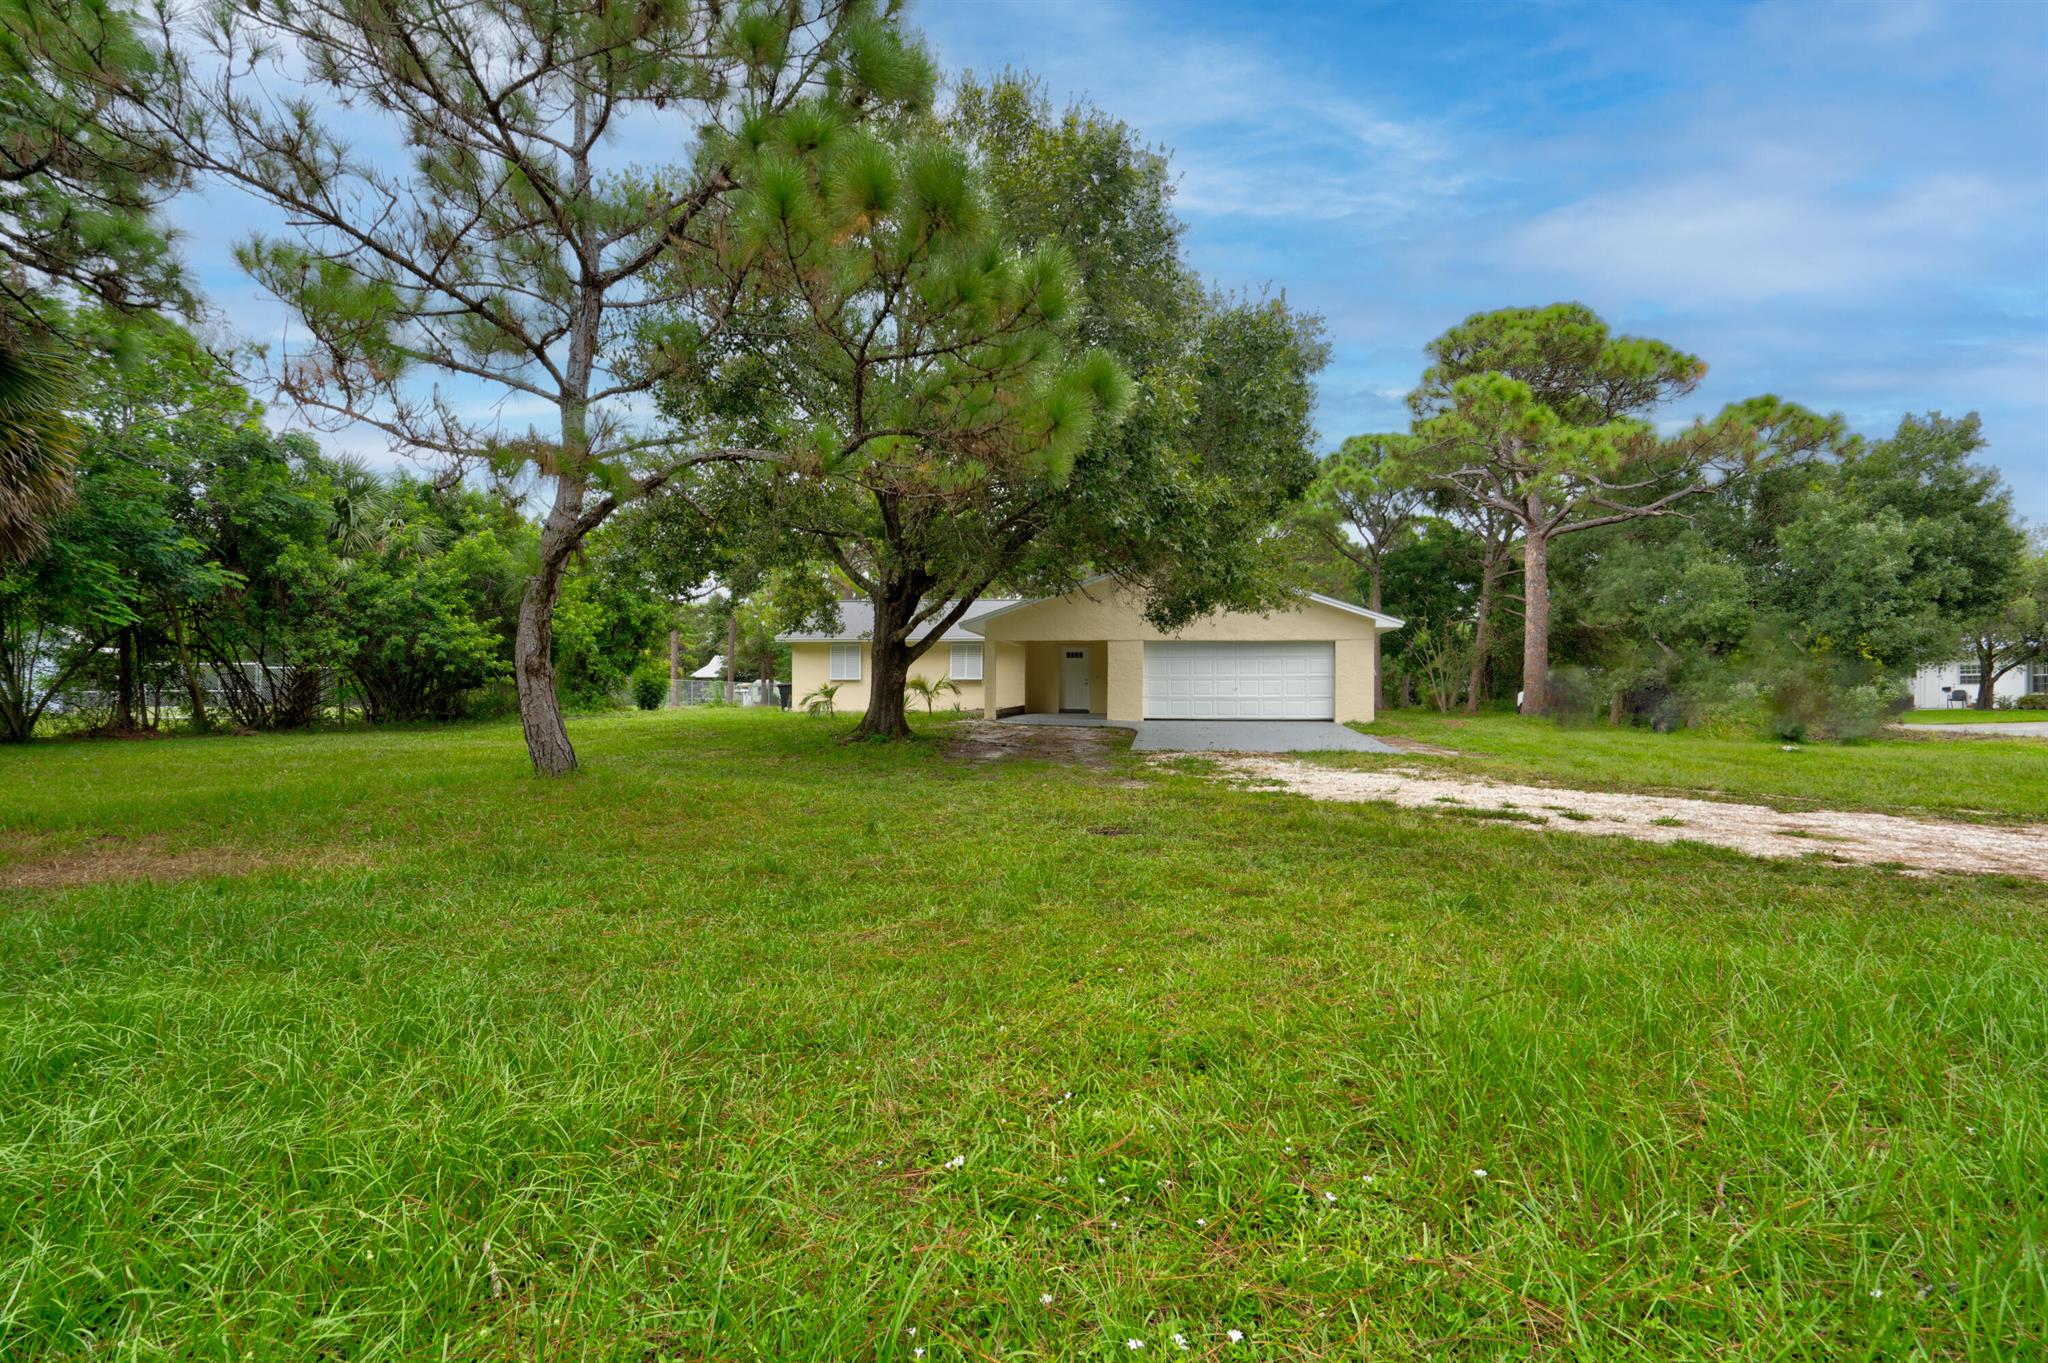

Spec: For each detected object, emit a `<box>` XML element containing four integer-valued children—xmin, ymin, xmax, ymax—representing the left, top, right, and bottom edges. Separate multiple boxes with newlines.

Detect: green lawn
<box><xmin>1900</xmin><ymin>708</ymin><xmax>2048</xmax><ymax>725</ymax></box>
<box><xmin>2</xmin><ymin>710</ymin><xmax>2043</xmax><ymax>1359</ymax></box>
<box><xmin>1355</xmin><ymin>710</ymin><xmax>2048</xmax><ymax>824</ymax></box>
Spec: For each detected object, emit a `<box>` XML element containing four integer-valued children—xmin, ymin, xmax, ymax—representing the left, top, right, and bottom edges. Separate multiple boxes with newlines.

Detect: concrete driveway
<box><xmin>1130</xmin><ymin>721</ymin><xmax>1395</xmax><ymax>753</ymax></box>
<box><xmin>998</xmin><ymin>712</ymin><xmax>1395</xmax><ymax>754</ymax></box>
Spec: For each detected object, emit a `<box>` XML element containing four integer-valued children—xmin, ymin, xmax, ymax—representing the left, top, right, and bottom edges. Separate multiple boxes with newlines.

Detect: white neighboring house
<box><xmin>682</xmin><ymin>653</ymin><xmax>778</xmax><ymax>706</ymax></box>
<box><xmin>1909</xmin><ymin>657</ymin><xmax>2048</xmax><ymax>709</ymax></box>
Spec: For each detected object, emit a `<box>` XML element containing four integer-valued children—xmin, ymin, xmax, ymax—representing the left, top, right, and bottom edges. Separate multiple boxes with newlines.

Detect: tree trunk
<box><xmin>1520</xmin><ymin>527</ymin><xmax>1551</xmax><ymax>716</ymax></box>
<box><xmin>114</xmin><ymin>626</ymin><xmax>138</xmax><ymax>731</ymax></box>
<box><xmin>515</xmin><ymin>474</ymin><xmax>584</xmax><ymax>776</ymax></box>
<box><xmin>725</xmin><ymin>611</ymin><xmax>737</xmax><ymax>702</ymax></box>
<box><xmin>856</xmin><ymin>643</ymin><xmax>913</xmax><ymax>739</ymax></box>
<box><xmin>170</xmin><ymin>607</ymin><xmax>209</xmax><ymax>732</ymax></box>
<box><xmin>513</xmin><ymin>88</ymin><xmax>596</xmax><ymax>778</ymax></box>
<box><xmin>852</xmin><ymin>580</ymin><xmax>921</xmax><ymax>741</ymax></box>
<box><xmin>667</xmin><ymin>628</ymin><xmax>681</xmax><ymax>707</ymax></box>
<box><xmin>1975</xmin><ymin>643</ymin><xmax>1997</xmax><ymax>709</ymax></box>
<box><xmin>1366</xmin><ymin>563</ymin><xmax>1384</xmax><ymax>715</ymax></box>
<box><xmin>1466</xmin><ymin>556</ymin><xmax>1498</xmax><ymax>715</ymax></box>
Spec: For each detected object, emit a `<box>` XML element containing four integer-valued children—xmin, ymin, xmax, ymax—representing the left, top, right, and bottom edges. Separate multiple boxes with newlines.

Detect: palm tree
<box><xmin>801</xmin><ymin>682</ymin><xmax>842</xmax><ymax>717</ymax></box>
<box><xmin>0</xmin><ymin>334</ymin><xmax>81</xmax><ymax>563</ymax></box>
<box><xmin>905</xmin><ymin>675</ymin><xmax>960</xmax><ymax>715</ymax></box>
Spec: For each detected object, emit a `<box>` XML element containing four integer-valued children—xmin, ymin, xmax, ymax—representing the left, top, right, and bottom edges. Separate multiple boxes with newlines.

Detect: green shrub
<box><xmin>1763</xmin><ymin>674</ymin><xmax>1907</xmax><ymax>743</ymax></box>
<box><xmin>462</xmin><ymin>680</ymin><xmax>519</xmax><ymax>720</ymax></box>
<box><xmin>2018</xmin><ymin>691</ymin><xmax>2048</xmax><ymax>710</ymax></box>
<box><xmin>631</xmin><ymin>660</ymin><xmax>668</xmax><ymax>711</ymax></box>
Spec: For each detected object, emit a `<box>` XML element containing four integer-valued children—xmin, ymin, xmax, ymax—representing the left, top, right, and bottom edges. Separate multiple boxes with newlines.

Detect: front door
<box><xmin>1060</xmin><ymin>649</ymin><xmax>1089</xmax><ymax>712</ymax></box>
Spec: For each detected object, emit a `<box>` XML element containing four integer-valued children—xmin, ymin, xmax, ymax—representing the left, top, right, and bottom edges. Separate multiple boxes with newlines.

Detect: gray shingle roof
<box><xmin>777</xmin><ymin>598</ymin><xmax>1022</xmax><ymax>644</ymax></box>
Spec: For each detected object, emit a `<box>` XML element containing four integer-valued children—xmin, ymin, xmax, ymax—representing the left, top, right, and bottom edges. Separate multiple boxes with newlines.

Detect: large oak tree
<box><xmin>673</xmin><ymin>118</ymin><xmax>1136</xmax><ymax>741</ymax></box>
<box><xmin>654</xmin><ymin>76</ymin><xmax>1327</xmax><ymax>740</ymax></box>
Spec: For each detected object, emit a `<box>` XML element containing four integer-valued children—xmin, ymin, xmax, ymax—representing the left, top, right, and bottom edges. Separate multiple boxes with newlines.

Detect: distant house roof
<box><xmin>776</xmin><ymin>598</ymin><xmax>1022</xmax><ymax>645</ymax></box>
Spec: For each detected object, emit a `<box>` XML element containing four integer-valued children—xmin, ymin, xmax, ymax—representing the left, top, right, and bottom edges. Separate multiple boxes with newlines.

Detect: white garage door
<box><xmin>1143</xmin><ymin>642</ymin><xmax>1335</xmax><ymax>719</ymax></box>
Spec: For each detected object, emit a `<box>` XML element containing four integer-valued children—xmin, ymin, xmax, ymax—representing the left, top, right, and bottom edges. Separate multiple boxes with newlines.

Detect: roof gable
<box><xmin>776</xmin><ymin>598</ymin><xmax>1022</xmax><ymax>645</ymax></box>
<box><xmin>964</xmin><ymin>576</ymin><xmax>1403</xmax><ymax>633</ymax></box>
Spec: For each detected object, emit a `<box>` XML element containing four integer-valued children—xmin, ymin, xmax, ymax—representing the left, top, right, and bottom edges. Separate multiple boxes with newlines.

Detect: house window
<box><xmin>828</xmin><ymin>643</ymin><xmax>862</xmax><ymax>681</ymax></box>
<box><xmin>1958</xmin><ymin>659</ymin><xmax>1981</xmax><ymax>686</ymax></box>
<box><xmin>951</xmin><ymin>643</ymin><xmax>984</xmax><ymax>681</ymax></box>
<box><xmin>2031</xmin><ymin>661</ymin><xmax>2048</xmax><ymax>694</ymax></box>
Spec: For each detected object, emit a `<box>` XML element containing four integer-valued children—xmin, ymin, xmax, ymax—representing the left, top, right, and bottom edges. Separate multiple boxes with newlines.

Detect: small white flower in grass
<box><xmin>1111</xmin><ymin>1219</ymin><xmax>1120</xmax><ymax>1228</ymax></box>
<box><xmin>1173</xmin><ymin>1333</ymin><xmax>1189</xmax><ymax>1350</ymax></box>
<box><xmin>1121</xmin><ymin>1195</ymin><xmax>1131</xmax><ymax>1204</ymax></box>
<box><xmin>1126</xmin><ymin>1340</ymin><xmax>1144</xmax><ymax>1351</ymax></box>
<box><xmin>1473</xmin><ymin>1168</ymin><xmax>1488</xmax><ymax>1180</ymax></box>
<box><xmin>1323</xmin><ymin>1191</ymin><xmax>1337</xmax><ymax>1203</ymax></box>
<box><xmin>945</xmin><ymin>1155</ymin><xmax>966</xmax><ymax>1169</ymax></box>
<box><xmin>1196</xmin><ymin>1218</ymin><xmax>1206</xmax><ymax>1227</ymax></box>
<box><xmin>1097</xmin><ymin>1177</ymin><xmax>1106</xmax><ymax>1185</ymax></box>
<box><xmin>1870</xmin><ymin>1288</ymin><xmax>1883</xmax><ymax>1299</ymax></box>
<box><xmin>913</xmin><ymin>1350</ymin><xmax>925</xmax><ymax>1359</ymax></box>
<box><xmin>1040</xmin><ymin>1292</ymin><xmax>1053</xmax><ymax>1306</ymax></box>
<box><xmin>906</xmin><ymin>1328</ymin><xmax>916</xmax><ymax>1337</ymax></box>
<box><xmin>1228</xmin><ymin>1328</ymin><xmax>1245</xmax><ymax>1343</ymax></box>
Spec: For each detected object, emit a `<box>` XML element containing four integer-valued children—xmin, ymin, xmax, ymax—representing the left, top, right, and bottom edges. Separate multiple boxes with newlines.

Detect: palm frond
<box><xmin>0</xmin><ymin>334</ymin><xmax>82</xmax><ymax>564</ymax></box>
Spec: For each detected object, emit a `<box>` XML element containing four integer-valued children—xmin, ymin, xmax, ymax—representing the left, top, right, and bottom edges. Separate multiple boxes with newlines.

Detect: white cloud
<box><xmin>1505</xmin><ymin>162</ymin><xmax>2018</xmax><ymax>307</ymax></box>
<box><xmin>920</xmin><ymin>0</ymin><xmax>1472</xmax><ymax>230</ymax></box>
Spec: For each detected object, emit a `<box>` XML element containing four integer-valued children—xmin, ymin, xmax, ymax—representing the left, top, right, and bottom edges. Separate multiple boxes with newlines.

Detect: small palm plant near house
<box><xmin>905</xmin><ymin>676</ymin><xmax>960</xmax><ymax>715</ymax></box>
<box><xmin>802</xmin><ymin>683</ymin><xmax>842</xmax><ymax>717</ymax></box>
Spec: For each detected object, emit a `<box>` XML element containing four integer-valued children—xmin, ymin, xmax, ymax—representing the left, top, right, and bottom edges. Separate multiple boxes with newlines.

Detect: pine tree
<box><xmin>120</xmin><ymin>0</ymin><xmax>933</xmax><ymax>772</ymax></box>
<box><xmin>1406</xmin><ymin>304</ymin><xmax>1834</xmax><ymax>714</ymax></box>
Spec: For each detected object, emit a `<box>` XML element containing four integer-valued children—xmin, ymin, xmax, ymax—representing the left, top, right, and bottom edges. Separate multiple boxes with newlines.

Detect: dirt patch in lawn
<box><xmin>944</xmin><ymin>720</ymin><xmax>1126</xmax><ymax>771</ymax></box>
<box><xmin>1187</xmin><ymin>756</ymin><xmax>2048</xmax><ymax>881</ymax></box>
<box><xmin>0</xmin><ymin>834</ymin><xmax>346</xmax><ymax>890</ymax></box>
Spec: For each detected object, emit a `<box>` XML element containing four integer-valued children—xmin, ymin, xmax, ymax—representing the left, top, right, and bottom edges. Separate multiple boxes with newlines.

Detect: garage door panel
<box><xmin>1143</xmin><ymin>642</ymin><xmax>1335</xmax><ymax>719</ymax></box>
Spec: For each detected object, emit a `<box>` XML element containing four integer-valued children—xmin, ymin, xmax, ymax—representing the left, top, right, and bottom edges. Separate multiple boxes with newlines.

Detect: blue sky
<box><xmin>173</xmin><ymin>0</ymin><xmax>2048</xmax><ymax>520</ymax></box>
<box><xmin>913</xmin><ymin>0</ymin><xmax>2048</xmax><ymax>520</ymax></box>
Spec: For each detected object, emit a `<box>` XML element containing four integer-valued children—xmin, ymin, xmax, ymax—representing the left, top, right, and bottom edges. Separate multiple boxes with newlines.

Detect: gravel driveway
<box><xmin>1897</xmin><ymin>721</ymin><xmax>2048</xmax><ymax>739</ymax></box>
<box><xmin>1189</xmin><ymin>756</ymin><xmax>2048</xmax><ymax>880</ymax></box>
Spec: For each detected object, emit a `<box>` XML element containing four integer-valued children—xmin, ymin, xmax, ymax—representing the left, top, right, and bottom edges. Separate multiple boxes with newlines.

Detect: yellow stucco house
<box><xmin>782</xmin><ymin>579</ymin><xmax>1402</xmax><ymax>724</ymax></box>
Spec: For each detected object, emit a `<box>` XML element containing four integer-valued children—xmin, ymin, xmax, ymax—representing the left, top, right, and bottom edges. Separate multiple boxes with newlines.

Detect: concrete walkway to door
<box><xmin>997</xmin><ymin>712</ymin><xmax>1395</xmax><ymax>754</ymax></box>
